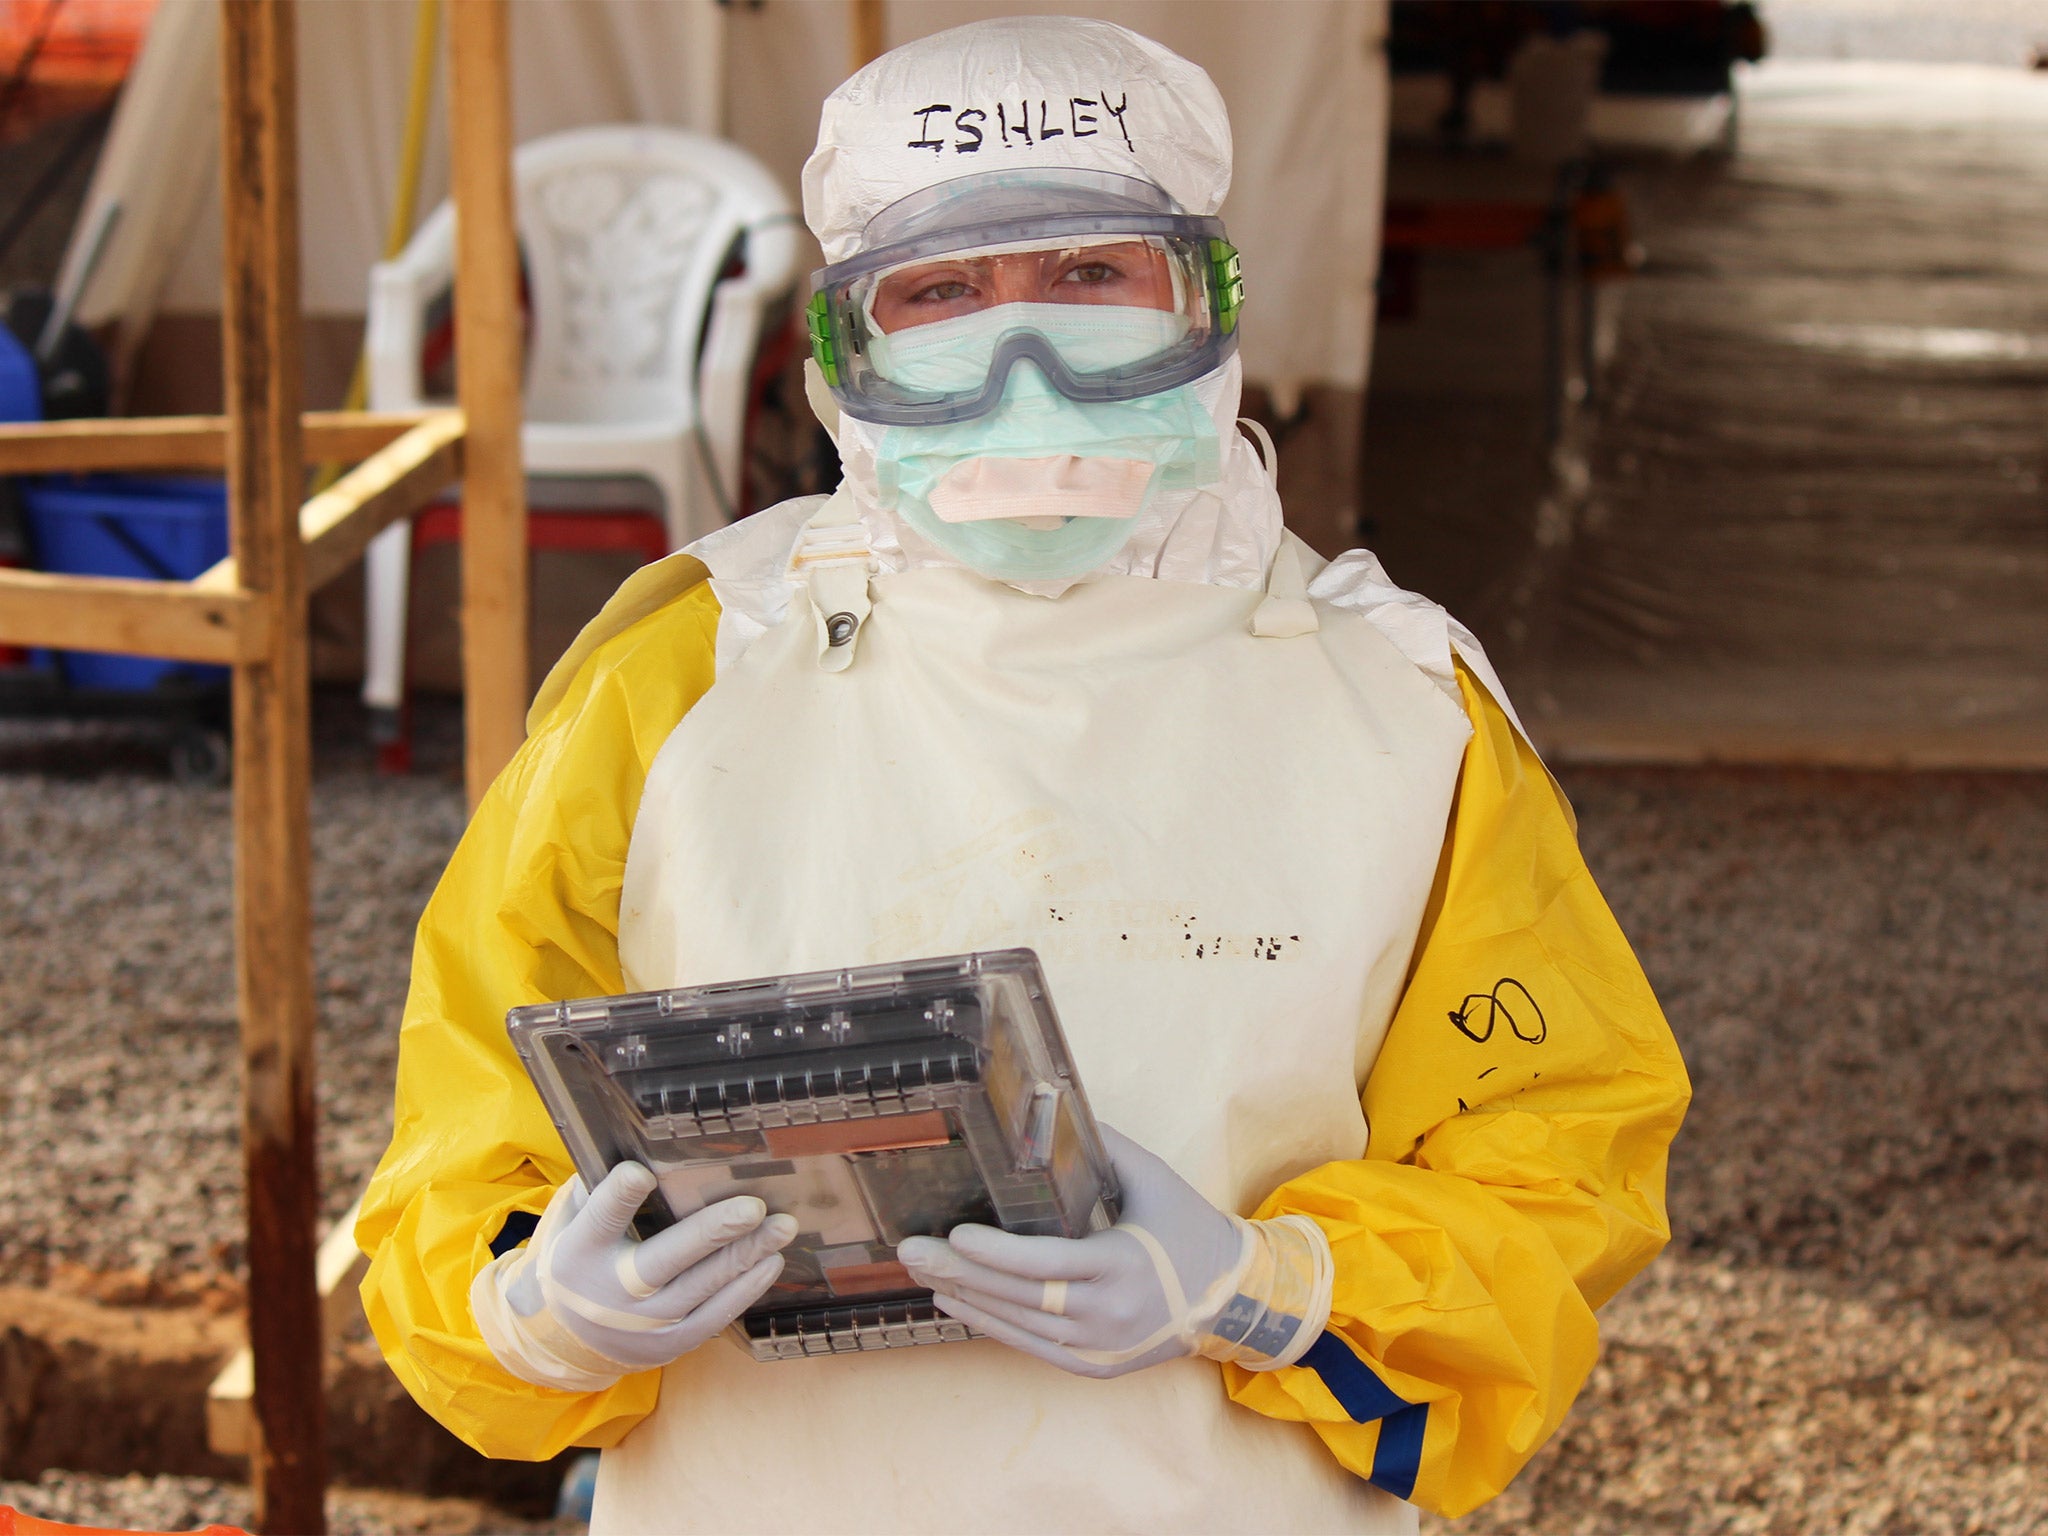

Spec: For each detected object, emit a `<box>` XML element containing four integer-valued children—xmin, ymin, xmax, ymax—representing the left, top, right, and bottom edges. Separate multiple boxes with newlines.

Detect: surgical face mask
<box><xmin>870</xmin><ymin>304</ymin><xmax>1219</xmax><ymax>582</ymax></box>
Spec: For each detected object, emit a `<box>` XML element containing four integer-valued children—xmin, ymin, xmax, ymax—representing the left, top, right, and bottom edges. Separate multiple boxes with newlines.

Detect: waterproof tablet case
<box><xmin>507</xmin><ymin>949</ymin><xmax>1120</xmax><ymax>1362</ymax></box>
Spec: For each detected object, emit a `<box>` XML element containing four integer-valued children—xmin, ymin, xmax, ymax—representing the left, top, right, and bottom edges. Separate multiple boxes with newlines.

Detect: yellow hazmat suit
<box><xmin>358</xmin><ymin>557</ymin><xmax>1688</xmax><ymax>1519</ymax></box>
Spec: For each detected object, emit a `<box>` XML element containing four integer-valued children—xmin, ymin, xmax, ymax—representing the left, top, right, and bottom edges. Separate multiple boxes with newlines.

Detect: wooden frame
<box><xmin>199</xmin><ymin>408</ymin><xmax>466</xmax><ymax>594</ymax></box>
<box><xmin>0</xmin><ymin>568</ymin><xmax>265</xmax><ymax>661</ymax></box>
<box><xmin>448</xmin><ymin>0</ymin><xmax>527</xmax><ymax>804</ymax></box>
<box><xmin>850</xmin><ymin>0</ymin><xmax>886</xmax><ymax>73</ymax></box>
<box><xmin>0</xmin><ymin>2</ymin><xmax>525</xmax><ymax>1529</ymax></box>
<box><xmin>0</xmin><ymin>411</ymin><xmax>430</xmax><ymax>473</ymax></box>
<box><xmin>206</xmin><ymin>1197</ymin><xmax>371</xmax><ymax>1462</ymax></box>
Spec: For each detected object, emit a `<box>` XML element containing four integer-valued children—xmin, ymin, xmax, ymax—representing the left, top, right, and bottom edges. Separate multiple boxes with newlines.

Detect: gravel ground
<box><xmin>0</xmin><ymin>696</ymin><xmax>467</xmax><ymax>1284</ymax></box>
<box><xmin>0</xmin><ymin>1469</ymin><xmax>578</xmax><ymax>1535</ymax></box>
<box><xmin>1435</xmin><ymin>767</ymin><xmax>2048</xmax><ymax>1535</ymax></box>
<box><xmin>3</xmin><ymin>695</ymin><xmax>2044</xmax><ymax>1530</ymax></box>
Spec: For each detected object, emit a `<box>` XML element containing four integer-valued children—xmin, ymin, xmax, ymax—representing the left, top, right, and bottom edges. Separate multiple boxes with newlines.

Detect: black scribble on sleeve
<box><xmin>1448</xmin><ymin>978</ymin><xmax>1547</xmax><ymax>1046</ymax></box>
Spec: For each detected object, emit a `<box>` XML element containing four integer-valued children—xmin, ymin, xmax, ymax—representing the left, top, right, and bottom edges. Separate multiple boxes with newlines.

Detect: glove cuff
<box><xmin>471</xmin><ymin>1245</ymin><xmax>638</xmax><ymax>1393</ymax></box>
<box><xmin>471</xmin><ymin>1182</ymin><xmax>639</xmax><ymax>1393</ymax></box>
<box><xmin>1192</xmin><ymin>1214</ymin><xmax>1334</xmax><ymax>1371</ymax></box>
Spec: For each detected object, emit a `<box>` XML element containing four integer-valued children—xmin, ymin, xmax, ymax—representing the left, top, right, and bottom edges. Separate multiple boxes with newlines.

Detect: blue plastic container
<box><xmin>20</xmin><ymin>475</ymin><xmax>232</xmax><ymax>691</ymax></box>
<box><xmin>0</xmin><ymin>322</ymin><xmax>40</xmax><ymax>424</ymax></box>
<box><xmin>555</xmin><ymin>1451</ymin><xmax>600</xmax><ymax>1523</ymax></box>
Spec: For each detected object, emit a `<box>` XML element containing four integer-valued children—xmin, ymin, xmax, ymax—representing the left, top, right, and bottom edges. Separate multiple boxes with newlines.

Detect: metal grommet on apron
<box><xmin>790</xmin><ymin>495</ymin><xmax>874</xmax><ymax>674</ymax></box>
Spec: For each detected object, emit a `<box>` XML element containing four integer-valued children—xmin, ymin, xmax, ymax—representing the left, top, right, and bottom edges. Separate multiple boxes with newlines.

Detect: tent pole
<box><xmin>218</xmin><ymin>1</ymin><xmax>327</xmax><ymax>1532</ymax></box>
<box><xmin>851</xmin><ymin>0</ymin><xmax>885</xmax><ymax>72</ymax></box>
<box><xmin>449</xmin><ymin>0</ymin><xmax>527</xmax><ymax>808</ymax></box>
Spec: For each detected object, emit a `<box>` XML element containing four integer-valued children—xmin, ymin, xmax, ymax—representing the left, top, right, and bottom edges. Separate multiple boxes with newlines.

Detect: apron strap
<box><xmin>793</xmin><ymin>494</ymin><xmax>874</xmax><ymax>673</ymax></box>
<box><xmin>1251</xmin><ymin>537</ymin><xmax>1320</xmax><ymax>639</ymax></box>
<box><xmin>1237</xmin><ymin>419</ymin><xmax>1317</xmax><ymax>639</ymax></box>
<box><xmin>1238</xmin><ymin>416</ymin><xmax>1280</xmax><ymax>479</ymax></box>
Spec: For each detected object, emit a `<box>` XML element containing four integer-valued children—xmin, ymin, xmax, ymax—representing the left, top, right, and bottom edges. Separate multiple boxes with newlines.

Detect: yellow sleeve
<box><xmin>354</xmin><ymin>580</ymin><xmax>721</xmax><ymax>1461</ymax></box>
<box><xmin>1225</xmin><ymin>661</ymin><xmax>1690</xmax><ymax>1517</ymax></box>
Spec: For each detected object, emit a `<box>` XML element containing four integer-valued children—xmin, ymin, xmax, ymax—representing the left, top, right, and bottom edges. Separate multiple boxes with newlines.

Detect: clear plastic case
<box><xmin>507</xmin><ymin>949</ymin><xmax>1120</xmax><ymax>1361</ymax></box>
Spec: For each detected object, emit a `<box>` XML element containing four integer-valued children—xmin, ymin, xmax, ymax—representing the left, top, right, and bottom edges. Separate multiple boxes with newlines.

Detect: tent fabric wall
<box><xmin>53</xmin><ymin>0</ymin><xmax>219</xmax><ymax>352</ymax></box>
<box><xmin>65</xmin><ymin>0</ymin><xmax>1387</xmax><ymax>404</ymax></box>
<box><xmin>67</xmin><ymin>0</ymin><xmax>727</xmax><ymax>326</ymax></box>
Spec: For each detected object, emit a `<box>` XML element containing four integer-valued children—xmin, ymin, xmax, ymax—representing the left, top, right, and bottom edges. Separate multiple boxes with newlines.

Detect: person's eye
<box><xmin>911</xmin><ymin>279</ymin><xmax>975</xmax><ymax>304</ymax></box>
<box><xmin>1061</xmin><ymin>261</ymin><xmax>1122</xmax><ymax>286</ymax></box>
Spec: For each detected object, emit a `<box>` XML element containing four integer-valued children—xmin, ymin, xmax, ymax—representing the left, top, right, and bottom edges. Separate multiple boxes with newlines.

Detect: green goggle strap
<box><xmin>1210</xmin><ymin>239</ymin><xmax>1245</xmax><ymax>335</ymax></box>
<box><xmin>806</xmin><ymin>289</ymin><xmax>841</xmax><ymax>386</ymax></box>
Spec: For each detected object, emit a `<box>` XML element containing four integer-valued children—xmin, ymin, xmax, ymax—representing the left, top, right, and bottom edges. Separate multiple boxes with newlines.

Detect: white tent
<box><xmin>64</xmin><ymin>0</ymin><xmax>1391</xmax><ymax>409</ymax></box>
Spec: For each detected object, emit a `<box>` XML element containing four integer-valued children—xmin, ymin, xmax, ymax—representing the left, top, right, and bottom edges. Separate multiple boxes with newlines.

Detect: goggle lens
<box><xmin>870</xmin><ymin>239</ymin><xmax>1182</xmax><ymax>334</ymax></box>
<box><xmin>811</xmin><ymin>225</ymin><xmax>1241</xmax><ymax>425</ymax></box>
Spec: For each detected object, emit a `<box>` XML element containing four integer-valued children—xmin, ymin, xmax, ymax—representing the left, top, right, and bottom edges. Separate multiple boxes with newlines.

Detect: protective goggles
<box><xmin>807</xmin><ymin>169</ymin><xmax>1245</xmax><ymax>426</ymax></box>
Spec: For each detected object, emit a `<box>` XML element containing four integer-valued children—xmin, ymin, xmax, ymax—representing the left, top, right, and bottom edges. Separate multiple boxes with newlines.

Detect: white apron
<box><xmin>595</xmin><ymin>515</ymin><xmax>1472</xmax><ymax>1535</ymax></box>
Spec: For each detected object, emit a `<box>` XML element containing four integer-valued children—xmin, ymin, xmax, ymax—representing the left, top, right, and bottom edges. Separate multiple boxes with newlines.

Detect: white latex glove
<box><xmin>471</xmin><ymin>1161</ymin><xmax>797</xmax><ymax>1391</ymax></box>
<box><xmin>897</xmin><ymin>1125</ymin><xmax>1332</xmax><ymax>1380</ymax></box>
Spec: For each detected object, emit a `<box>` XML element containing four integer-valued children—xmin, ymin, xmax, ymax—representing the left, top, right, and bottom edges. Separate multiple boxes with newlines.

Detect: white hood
<box><xmin>799</xmin><ymin>15</ymin><xmax>1278</xmax><ymax>598</ymax></box>
<box><xmin>802</xmin><ymin>16</ymin><xmax>1232</xmax><ymax>265</ymax></box>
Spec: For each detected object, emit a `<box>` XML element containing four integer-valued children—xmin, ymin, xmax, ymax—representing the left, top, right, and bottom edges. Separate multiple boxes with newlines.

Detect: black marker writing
<box><xmin>909</xmin><ymin>103</ymin><xmax>951</xmax><ymax>154</ymax></box>
<box><xmin>1449</xmin><ymin>978</ymin><xmax>1547</xmax><ymax>1045</ymax></box>
<box><xmin>908</xmin><ymin>94</ymin><xmax>1134</xmax><ymax>157</ymax></box>
<box><xmin>1100</xmin><ymin>90</ymin><xmax>1133</xmax><ymax>149</ymax></box>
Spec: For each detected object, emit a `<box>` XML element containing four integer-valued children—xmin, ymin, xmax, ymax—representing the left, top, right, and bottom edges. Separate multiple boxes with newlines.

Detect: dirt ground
<box><xmin>1369</xmin><ymin>58</ymin><xmax>2048</xmax><ymax>767</ymax></box>
<box><xmin>1529</xmin><ymin>60</ymin><xmax>2048</xmax><ymax>763</ymax></box>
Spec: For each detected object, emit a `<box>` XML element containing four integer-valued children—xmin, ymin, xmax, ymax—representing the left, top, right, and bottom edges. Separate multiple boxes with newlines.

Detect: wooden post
<box><xmin>448</xmin><ymin>0</ymin><xmax>527</xmax><ymax>807</ymax></box>
<box><xmin>850</xmin><ymin>0</ymin><xmax>886</xmax><ymax>73</ymax></box>
<box><xmin>219</xmin><ymin>2</ymin><xmax>326</xmax><ymax>1531</ymax></box>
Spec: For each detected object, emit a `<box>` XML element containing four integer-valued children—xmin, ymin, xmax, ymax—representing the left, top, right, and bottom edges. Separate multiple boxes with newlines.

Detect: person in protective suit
<box><xmin>358</xmin><ymin>18</ymin><xmax>1689</xmax><ymax>1534</ymax></box>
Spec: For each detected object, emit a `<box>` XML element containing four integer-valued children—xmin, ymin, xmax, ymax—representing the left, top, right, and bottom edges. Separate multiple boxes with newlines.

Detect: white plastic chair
<box><xmin>360</xmin><ymin>125</ymin><xmax>800</xmax><ymax>725</ymax></box>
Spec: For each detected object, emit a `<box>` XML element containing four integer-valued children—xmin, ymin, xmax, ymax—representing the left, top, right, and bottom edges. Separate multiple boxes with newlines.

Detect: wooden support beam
<box><xmin>301</xmin><ymin>413</ymin><xmax>463</xmax><ymax>591</ymax></box>
<box><xmin>0</xmin><ymin>568</ymin><xmax>266</xmax><ymax>660</ymax></box>
<box><xmin>0</xmin><ymin>416</ymin><xmax>227</xmax><ymax>472</ymax></box>
<box><xmin>0</xmin><ymin>411</ymin><xmax>432</xmax><ymax>475</ymax></box>
<box><xmin>219</xmin><ymin>1</ymin><xmax>326</xmax><ymax>1531</ymax></box>
<box><xmin>449</xmin><ymin>0</ymin><xmax>528</xmax><ymax>808</ymax></box>
<box><xmin>205</xmin><ymin>1350</ymin><xmax>256</xmax><ymax>1463</ymax></box>
<box><xmin>191</xmin><ymin>411</ymin><xmax>465</xmax><ymax>595</ymax></box>
<box><xmin>850</xmin><ymin>0</ymin><xmax>886</xmax><ymax>72</ymax></box>
<box><xmin>207</xmin><ymin>1196</ymin><xmax>372</xmax><ymax>1462</ymax></box>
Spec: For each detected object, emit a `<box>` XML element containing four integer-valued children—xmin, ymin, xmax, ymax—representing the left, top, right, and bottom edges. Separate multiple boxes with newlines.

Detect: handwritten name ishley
<box><xmin>907</xmin><ymin>94</ymin><xmax>1134</xmax><ymax>155</ymax></box>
